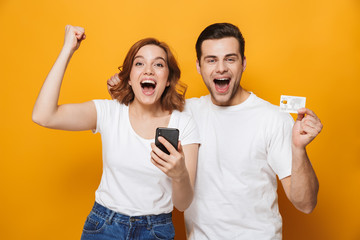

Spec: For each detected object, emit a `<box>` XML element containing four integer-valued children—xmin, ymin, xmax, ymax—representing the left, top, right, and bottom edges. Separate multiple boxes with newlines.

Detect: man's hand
<box><xmin>107</xmin><ymin>73</ymin><xmax>121</xmax><ymax>97</ymax></box>
<box><xmin>292</xmin><ymin>108</ymin><xmax>323</xmax><ymax>149</ymax></box>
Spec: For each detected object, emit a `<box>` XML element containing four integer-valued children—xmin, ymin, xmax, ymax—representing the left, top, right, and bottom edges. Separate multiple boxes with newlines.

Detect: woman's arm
<box><xmin>151</xmin><ymin>138</ymin><xmax>199</xmax><ymax>211</ymax></box>
<box><xmin>32</xmin><ymin>25</ymin><xmax>96</xmax><ymax>131</ymax></box>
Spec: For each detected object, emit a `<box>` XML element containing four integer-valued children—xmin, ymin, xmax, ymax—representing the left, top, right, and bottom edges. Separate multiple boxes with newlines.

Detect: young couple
<box><xmin>33</xmin><ymin>23</ymin><xmax>322</xmax><ymax>240</ymax></box>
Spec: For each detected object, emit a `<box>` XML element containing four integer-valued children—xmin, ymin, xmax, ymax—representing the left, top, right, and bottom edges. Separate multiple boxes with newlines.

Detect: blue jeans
<box><xmin>80</xmin><ymin>202</ymin><xmax>175</xmax><ymax>240</ymax></box>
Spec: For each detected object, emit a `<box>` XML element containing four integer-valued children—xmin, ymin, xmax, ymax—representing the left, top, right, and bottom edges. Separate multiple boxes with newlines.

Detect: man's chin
<box><xmin>210</xmin><ymin>93</ymin><xmax>232</xmax><ymax>106</ymax></box>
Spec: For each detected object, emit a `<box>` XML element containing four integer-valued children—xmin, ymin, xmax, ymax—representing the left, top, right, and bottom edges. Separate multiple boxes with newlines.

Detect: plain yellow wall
<box><xmin>1</xmin><ymin>0</ymin><xmax>359</xmax><ymax>239</ymax></box>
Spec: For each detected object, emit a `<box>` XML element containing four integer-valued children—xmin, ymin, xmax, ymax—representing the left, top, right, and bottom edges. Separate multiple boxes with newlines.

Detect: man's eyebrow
<box><xmin>225</xmin><ymin>53</ymin><xmax>239</xmax><ymax>58</ymax></box>
<box><xmin>203</xmin><ymin>55</ymin><xmax>217</xmax><ymax>59</ymax></box>
<box><xmin>203</xmin><ymin>53</ymin><xmax>239</xmax><ymax>59</ymax></box>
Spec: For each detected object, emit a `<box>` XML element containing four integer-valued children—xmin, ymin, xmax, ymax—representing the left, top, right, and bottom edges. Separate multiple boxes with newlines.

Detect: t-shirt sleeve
<box><xmin>178</xmin><ymin>113</ymin><xmax>201</xmax><ymax>146</ymax></box>
<box><xmin>267</xmin><ymin>112</ymin><xmax>294</xmax><ymax>179</ymax></box>
<box><xmin>92</xmin><ymin>99</ymin><xmax>112</xmax><ymax>134</ymax></box>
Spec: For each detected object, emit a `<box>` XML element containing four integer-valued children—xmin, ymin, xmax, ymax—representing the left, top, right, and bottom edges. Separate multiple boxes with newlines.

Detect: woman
<box><xmin>32</xmin><ymin>25</ymin><xmax>200</xmax><ymax>240</ymax></box>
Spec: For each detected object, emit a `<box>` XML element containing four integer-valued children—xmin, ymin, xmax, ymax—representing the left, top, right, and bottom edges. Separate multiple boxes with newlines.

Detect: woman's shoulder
<box><xmin>93</xmin><ymin>99</ymin><xmax>126</xmax><ymax>111</ymax></box>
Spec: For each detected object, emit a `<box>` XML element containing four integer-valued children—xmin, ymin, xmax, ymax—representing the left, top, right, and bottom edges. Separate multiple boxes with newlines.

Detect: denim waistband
<box><xmin>91</xmin><ymin>202</ymin><xmax>172</xmax><ymax>226</ymax></box>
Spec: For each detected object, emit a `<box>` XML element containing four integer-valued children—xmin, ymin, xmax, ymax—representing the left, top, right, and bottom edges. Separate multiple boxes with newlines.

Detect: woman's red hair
<box><xmin>110</xmin><ymin>38</ymin><xmax>187</xmax><ymax>112</ymax></box>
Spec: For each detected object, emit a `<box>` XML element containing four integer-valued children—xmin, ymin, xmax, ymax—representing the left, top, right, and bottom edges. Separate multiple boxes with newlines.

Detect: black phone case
<box><xmin>155</xmin><ymin>127</ymin><xmax>179</xmax><ymax>154</ymax></box>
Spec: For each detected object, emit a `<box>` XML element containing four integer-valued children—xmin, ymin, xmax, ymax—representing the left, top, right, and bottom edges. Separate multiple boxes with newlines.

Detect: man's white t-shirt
<box><xmin>184</xmin><ymin>93</ymin><xmax>294</xmax><ymax>240</ymax></box>
<box><xmin>92</xmin><ymin>99</ymin><xmax>200</xmax><ymax>216</ymax></box>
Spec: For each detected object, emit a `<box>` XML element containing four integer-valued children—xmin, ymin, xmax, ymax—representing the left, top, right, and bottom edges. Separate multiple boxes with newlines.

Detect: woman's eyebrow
<box><xmin>133</xmin><ymin>56</ymin><xmax>166</xmax><ymax>62</ymax></box>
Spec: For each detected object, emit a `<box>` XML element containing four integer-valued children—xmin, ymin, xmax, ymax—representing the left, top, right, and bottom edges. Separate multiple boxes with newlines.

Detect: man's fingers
<box><xmin>299</xmin><ymin>125</ymin><xmax>319</xmax><ymax>138</ymax></box>
<box><xmin>107</xmin><ymin>74</ymin><xmax>120</xmax><ymax>87</ymax></box>
<box><xmin>296</xmin><ymin>108</ymin><xmax>306</xmax><ymax>121</ymax></box>
<box><xmin>300</xmin><ymin>120</ymin><xmax>316</xmax><ymax>132</ymax></box>
<box><xmin>298</xmin><ymin>110</ymin><xmax>323</xmax><ymax>134</ymax></box>
<box><xmin>112</xmin><ymin>74</ymin><xmax>121</xmax><ymax>84</ymax></box>
<box><xmin>302</xmin><ymin>115</ymin><xmax>318</xmax><ymax>127</ymax></box>
<box><xmin>107</xmin><ymin>79</ymin><xmax>116</xmax><ymax>87</ymax></box>
<box><xmin>300</xmin><ymin>118</ymin><xmax>322</xmax><ymax>135</ymax></box>
<box><xmin>296</xmin><ymin>112</ymin><xmax>305</xmax><ymax>122</ymax></box>
<box><xmin>297</xmin><ymin>108</ymin><xmax>320</xmax><ymax>121</ymax></box>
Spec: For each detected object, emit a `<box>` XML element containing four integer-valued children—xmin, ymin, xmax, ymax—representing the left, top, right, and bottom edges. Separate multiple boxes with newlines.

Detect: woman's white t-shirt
<box><xmin>92</xmin><ymin>99</ymin><xmax>200</xmax><ymax>216</ymax></box>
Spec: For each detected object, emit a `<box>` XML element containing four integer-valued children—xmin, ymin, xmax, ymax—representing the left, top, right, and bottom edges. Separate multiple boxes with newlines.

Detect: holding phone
<box><xmin>155</xmin><ymin>127</ymin><xmax>179</xmax><ymax>154</ymax></box>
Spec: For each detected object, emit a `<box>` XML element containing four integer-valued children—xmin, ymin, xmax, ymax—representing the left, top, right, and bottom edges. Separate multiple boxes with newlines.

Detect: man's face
<box><xmin>197</xmin><ymin>37</ymin><xmax>246</xmax><ymax>106</ymax></box>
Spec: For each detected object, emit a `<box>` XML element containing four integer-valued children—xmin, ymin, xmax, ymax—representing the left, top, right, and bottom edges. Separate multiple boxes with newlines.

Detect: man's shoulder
<box><xmin>251</xmin><ymin>94</ymin><xmax>294</xmax><ymax>123</ymax></box>
<box><xmin>172</xmin><ymin>109</ymin><xmax>194</xmax><ymax>124</ymax></box>
<box><xmin>185</xmin><ymin>95</ymin><xmax>210</xmax><ymax>110</ymax></box>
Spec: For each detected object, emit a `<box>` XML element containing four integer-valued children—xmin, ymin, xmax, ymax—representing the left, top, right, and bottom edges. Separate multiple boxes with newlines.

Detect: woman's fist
<box><xmin>63</xmin><ymin>25</ymin><xmax>86</xmax><ymax>53</ymax></box>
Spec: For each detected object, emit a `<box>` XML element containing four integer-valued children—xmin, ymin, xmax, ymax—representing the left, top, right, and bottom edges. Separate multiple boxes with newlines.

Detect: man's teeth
<box><xmin>215</xmin><ymin>78</ymin><xmax>230</xmax><ymax>81</ymax></box>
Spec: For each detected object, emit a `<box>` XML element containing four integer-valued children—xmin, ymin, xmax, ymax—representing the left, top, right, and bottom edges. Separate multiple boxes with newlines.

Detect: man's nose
<box><xmin>215</xmin><ymin>60</ymin><xmax>228</xmax><ymax>73</ymax></box>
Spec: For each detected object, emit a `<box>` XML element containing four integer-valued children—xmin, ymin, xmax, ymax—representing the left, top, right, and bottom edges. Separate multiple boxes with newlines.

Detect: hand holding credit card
<box><xmin>280</xmin><ymin>95</ymin><xmax>306</xmax><ymax>113</ymax></box>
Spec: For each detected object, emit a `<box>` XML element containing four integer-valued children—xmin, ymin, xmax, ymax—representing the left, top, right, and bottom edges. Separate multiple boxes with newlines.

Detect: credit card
<box><xmin>280</xmin><ymin>95</ymin><xmax>306</xmax><ymax>113</ymax></box>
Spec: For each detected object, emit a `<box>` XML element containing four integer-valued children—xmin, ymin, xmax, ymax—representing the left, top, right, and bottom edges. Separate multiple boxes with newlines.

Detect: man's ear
<box><xmin>242</xmin><ymin>57</ymin><xmax>247</xmax><ymax>71</ymax></box>
<box><xmin>196</xmin><ymin>59</ymin><xmax>201</xmax><ymax>74</ymax></box>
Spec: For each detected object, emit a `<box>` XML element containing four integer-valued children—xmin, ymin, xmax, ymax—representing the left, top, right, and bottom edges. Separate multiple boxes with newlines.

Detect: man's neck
<box><xmin>211</xmin><ymin>86</ymin><xmax>250</xmax><ymax>106</ymax></box>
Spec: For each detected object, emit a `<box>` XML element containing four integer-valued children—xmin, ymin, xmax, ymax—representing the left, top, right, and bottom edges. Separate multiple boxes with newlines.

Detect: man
<box><xmin>107</xmin><ymin>23</ymin><xmax>322</xmax><ymax>239</ymax></box>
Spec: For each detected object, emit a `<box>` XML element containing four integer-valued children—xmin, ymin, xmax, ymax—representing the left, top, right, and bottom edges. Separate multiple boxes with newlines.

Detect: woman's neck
<box><xmin>128</xmin><ymin>100</ymin><xmax>172</xmax><ymax>140</ymax></box>
<box><xmin>129</xmin><ymin>99</ymin><xmax>169</xmax><ymax>118</ymax></box>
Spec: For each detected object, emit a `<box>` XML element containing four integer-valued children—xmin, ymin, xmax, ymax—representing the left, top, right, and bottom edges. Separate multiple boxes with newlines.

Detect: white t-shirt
<box><xmin>92</xmin><ymin>99</ymin><xmax>200</xmax><ymax>216</ymax></box>
<box><xmin>184</xmin><ymin>93</ymin><xmax>294</xmax><ymax>240</ymax></box>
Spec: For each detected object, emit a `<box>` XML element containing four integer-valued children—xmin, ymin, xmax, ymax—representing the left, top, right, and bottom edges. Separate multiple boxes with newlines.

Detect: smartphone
<box><xmin>155</xmin><ymin>127</ymin><xmax>179</xmax><ymax>154</ymax></box>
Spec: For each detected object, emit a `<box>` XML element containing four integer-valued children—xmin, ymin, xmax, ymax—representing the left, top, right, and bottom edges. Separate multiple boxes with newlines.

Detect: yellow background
<box><xmin>1</xmin><ymin>0</ymin><xmax>359</xmax><ymax>239</ymax></box>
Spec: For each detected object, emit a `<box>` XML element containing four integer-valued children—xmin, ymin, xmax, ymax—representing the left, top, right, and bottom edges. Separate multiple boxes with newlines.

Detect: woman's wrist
<box><xmin>172</xmin><ymin>169</ymin><xmax>189</xmax><ymax>183</ymax></box>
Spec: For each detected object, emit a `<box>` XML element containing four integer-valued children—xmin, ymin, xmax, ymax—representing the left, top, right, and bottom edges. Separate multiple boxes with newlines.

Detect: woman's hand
<box><xmin>150</xmin><ymin>137</ymin><xmax>188</xmax><ymax>181</ymax></box>
<box><xmin>63</xmin><ymin>25</ymin><xmax>86</xmax><ymax>54</ymax></box>
<box><xmin>151</xmin><ymin>137</ymin><xmax>199</xmax><ymax>211</ymax></box>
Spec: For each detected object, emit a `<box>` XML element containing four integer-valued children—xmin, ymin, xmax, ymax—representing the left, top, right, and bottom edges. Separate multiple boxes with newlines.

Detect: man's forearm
<box><xmin>289</xmin><ymin>146</ymin><xmax>319</xmax><ymax>214</ymax></box>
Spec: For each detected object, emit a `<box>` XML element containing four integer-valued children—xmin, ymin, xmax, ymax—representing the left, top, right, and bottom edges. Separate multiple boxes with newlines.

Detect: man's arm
<box><xmin>281</xmin><ymin>108</ymin><xmax>322</xmax><ymax>214</ymax></box>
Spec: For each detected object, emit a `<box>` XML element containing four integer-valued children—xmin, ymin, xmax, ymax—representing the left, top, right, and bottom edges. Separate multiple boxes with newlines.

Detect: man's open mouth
<box><xmin>214</xmin><ymin>78</ymin><xmax>230</xmax><ymax>93</ymax></box>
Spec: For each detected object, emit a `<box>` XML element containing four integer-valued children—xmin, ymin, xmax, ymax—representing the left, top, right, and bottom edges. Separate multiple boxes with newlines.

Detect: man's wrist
<box><xmin>292</xmin><ymin>144</ymin><xmax>307</xmax><ymax>155</ymax></box>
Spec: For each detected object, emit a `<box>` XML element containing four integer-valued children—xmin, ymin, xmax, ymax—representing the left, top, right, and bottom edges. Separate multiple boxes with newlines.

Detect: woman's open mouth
<box><xmin>140</xmin><ymin>79</ymin><xmax>157</xmax><ymax>95</ymax></box>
